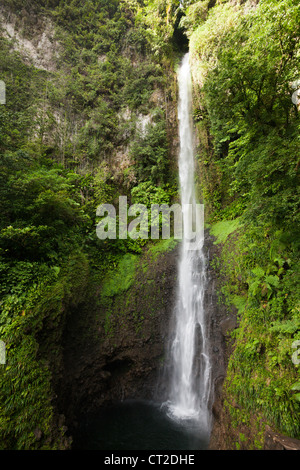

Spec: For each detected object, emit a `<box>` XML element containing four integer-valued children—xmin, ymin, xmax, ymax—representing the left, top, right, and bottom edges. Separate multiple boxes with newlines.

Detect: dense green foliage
<box><xmin>0</xmin><ymin>0</ymin><xmax>178</xmax><ymax>449</ymax></box>
<box><xmin>0</xmin><ymin>0</ymin><xmax>299</xmax><ymax>450</ymax></box>
<box><xmin>187</xmin><ymin>0</ymin><xmax>300</xmax><ymax>443</ymax></box>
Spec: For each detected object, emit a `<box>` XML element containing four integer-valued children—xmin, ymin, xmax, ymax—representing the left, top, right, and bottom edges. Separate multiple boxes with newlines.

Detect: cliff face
<box><xmin>53</xmin><ymin>230</ymin><xmax>233</xmax><ymax>449</ymax></box>
<box><xmin>4</xmin><ymin>0</ymin><xmax>299</xmax><ymax>452</ymax></box>
<box><xmin>0</xmin><ymin>7</ymin><xmax>60</xmax><ymax>72</ymax></box>
<box><xmin>55</xmin><ymin>242</ymin><xmax>180</xmax><ymax>443</ymax></box>
<box><xmin>0</xmin><ymin>1</ymin><xmax>183</xmax><ymax>449</ymax></box>
<box><xmin>0</xmin><ymin>2</ymin><xmax>178</xmax><ymax>179</ymax></box>
<box><xmin>187</xmin><ymin>0</ymin><xmax>300</xmax><ymax>450</ymax></box>
<box><xmin>204</xmin><ymin>230</ymin><xmax>300</xmax><ymax>451</ymax></box>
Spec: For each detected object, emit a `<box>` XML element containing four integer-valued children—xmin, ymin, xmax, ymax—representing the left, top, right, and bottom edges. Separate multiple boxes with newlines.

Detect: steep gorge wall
<box><xmin>0</xmin><ymin>1</ymin><xmax>184</xmax><ymax>449</ymax></box>
<box><xmin>187</xmin><ymin>0</ymin><xmax>300</xmax><ymax>450</ymax></box>
<box><xmin>56</xmin><ymin>242</ymin><xmax>180</xmax><ymax>439</ymax></box>
<box><xmin>4</xmin><ymin>0</ymin><xmax>299</xmax><ymax>452</ymax></box>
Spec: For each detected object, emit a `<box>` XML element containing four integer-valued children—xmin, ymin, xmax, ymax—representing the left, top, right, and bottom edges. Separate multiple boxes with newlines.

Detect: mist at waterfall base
<box><xmin>73</xmin><ymin>400</ymin><xmax>209</xmax><ymax>450</ymax></box>
<box><xmin>73</xmin><ymin>54</ymin><xmax>211</xmax><ymax>451</ymax></box>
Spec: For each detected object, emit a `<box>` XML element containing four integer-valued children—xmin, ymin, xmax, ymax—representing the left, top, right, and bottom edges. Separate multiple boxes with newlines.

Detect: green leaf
<box><xmin>265</xmin><ymin>275</ymin><xmax>280</xmax><ymax>288</ymax></box>
<box><xmin>291</xmin><ymin>382</ymin><xmax>300</xmax><ymax>391</ymax></box>
<box><xmin>251</xmin><ymin>267</ymin><xmax>265</xmax><ymax>278</ymax></box>
<box><xmin>293</xmin><ymin>393</ymin><xmax>300</xmax><ymax>402</ymax></box>
<box><xmin>52</xmin><ymin>267</ymin><xmax>60</xmax><ymax>276</ymax></box>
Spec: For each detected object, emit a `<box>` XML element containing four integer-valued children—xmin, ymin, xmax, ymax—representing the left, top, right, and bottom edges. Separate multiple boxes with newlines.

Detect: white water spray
<box><xmin>165</xmin><ymin>53</ymin><xmax>212</xmax><ymax>434</ymax></box>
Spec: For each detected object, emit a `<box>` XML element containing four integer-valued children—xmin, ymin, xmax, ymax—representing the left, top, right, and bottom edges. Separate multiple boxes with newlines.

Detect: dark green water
<box><xmin>72</xmin><ymin>400</ymin><xmax>209</xmax><ymax>450</ymax></box>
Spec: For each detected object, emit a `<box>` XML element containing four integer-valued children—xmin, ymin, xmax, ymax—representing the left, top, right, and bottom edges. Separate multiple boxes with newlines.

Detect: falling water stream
<box><xmin>73</xmin><ymin>53</ymin><xmax>212</xmax><ymax>451</ymax></box>
<box><xmin>164</xmin><ymin>53</ymin><xmax>212</xmax><ymax>438</ymax></box>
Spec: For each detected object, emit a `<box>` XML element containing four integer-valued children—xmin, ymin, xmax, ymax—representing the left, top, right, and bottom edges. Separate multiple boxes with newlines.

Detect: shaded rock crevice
<box><xmin>55</xmin><ymin>244</ymin><xmax>180</xmax><ymax>442</ymax></box>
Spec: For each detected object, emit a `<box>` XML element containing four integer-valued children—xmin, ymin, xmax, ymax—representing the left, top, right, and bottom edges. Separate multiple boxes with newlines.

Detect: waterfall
<box><xmin>164</xmin><ymin>53</ymin><xmax>212</xmax><ymax>436</ymax></box>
